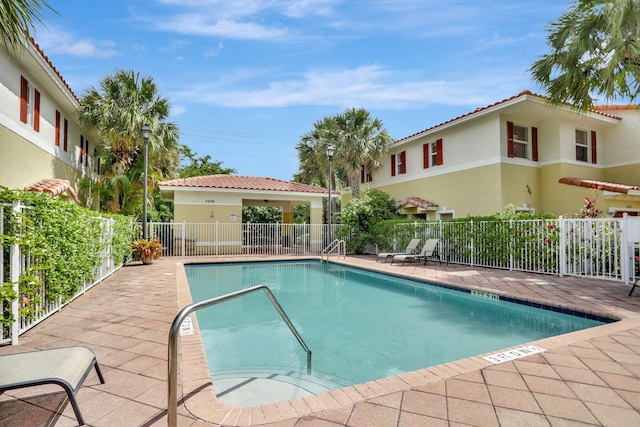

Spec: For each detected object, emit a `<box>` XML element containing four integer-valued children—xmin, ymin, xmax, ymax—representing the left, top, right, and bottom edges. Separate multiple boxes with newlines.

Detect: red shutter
<box><xmin>591</xmin><ymin>131</ymin><xmax>597</xmax><ymax>164</ymax></box>
<box><xmin>507</xmin><ymin>121</ymin><xmax>514</xmax><ymax>158</ymax></box>
<box><xmin>85</xmin><ymin>140</ymin><xmax>90</xmax><ymax>166</ymax></box>
<box><xmin>63</xmin><ymin>119</ymin><xmax>68</xmax><ymax>151</ymax></box>
<box><xmin>33</xmin><ymin>89</ymin><xmax>40</xmax><ymax>131</ymax></box>
<box><xmin>80</xmin><ymin>135</ymin><xmax>84</xmax><ymax>162</ymax></box>
<box><xmin>55</xmin><ymin>111</ymin><xmax>61</xmax><ymax>146</ymax></box>
<box><xmin>400</xmin><ymin>151</ymin><xmax>407</xmax><ymax>174</ymax></box>
<box><xmin>436</xmin><ymin>139</ymin><xmax>443</xmax><ymax>165</ymax></box>
<box><xmin>531</xmin><ymin>127</ymin><xmax>538</xmax><ymax>162</ymax></box>
<box><xmin>391</xmin><ymin>154</ymin><xmax>396</xmax><ymax>176</ymax></box>
<box><xmin>361</xmin><ymin>165</ymin><xmax>365</xmax><ymax>183</ymax></box>
<box><xmin>20</xmin><ymin>76</ymin><xmax>28</xmax><ymax>123</ymax></box>
<box><xmin>423</xmin><ymin>143</ymin><xmax>429</xmax><ymax>168</ymax></box>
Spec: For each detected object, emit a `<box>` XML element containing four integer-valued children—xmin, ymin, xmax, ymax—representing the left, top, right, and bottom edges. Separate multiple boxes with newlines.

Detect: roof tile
<box><xmin>398</xmin><ymin>197</ymin><xmax>439</xmax><ymax>209</ymax></box>
<box><xmin>26</xmin><ymin>179</ymin><xmax>80</xmax><ymax>202</ymax></box>
<box><xmin>159</xmin><ymin>175</ymin><xmax>336</xmax><ymax>195</ymax></box>
<box><xmin>559</xmin><ymin>177</ymin><xmax>640</xmax><ymax>195</ymax></box>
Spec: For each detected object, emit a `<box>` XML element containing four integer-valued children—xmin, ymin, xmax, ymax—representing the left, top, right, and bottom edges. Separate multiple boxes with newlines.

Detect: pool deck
<box><xmin>2</xmin><ymin>255</ymin><xmax>640</xmax><ymax>426</ymax></box>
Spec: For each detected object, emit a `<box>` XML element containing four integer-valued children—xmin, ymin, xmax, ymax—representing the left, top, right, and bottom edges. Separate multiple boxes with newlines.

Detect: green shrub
<box><xmin>0</xmin><ymin>188</ymin><xmax>135</xmax><ymax>325</ymax></box>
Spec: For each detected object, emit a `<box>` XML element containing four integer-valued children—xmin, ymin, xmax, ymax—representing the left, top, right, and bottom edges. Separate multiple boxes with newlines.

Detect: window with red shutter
<box><xmin>55</xmin><ymin>111</ymin><xmax>61</xmax><ymax>146</ymax></box>
<box><xmin>63</xmin><ymin>119</ymin><xmax>68</xmax><ymax>151</ymax></box>
<box><xmin>590</xmin><ymin>131</ymin><xmax>597</xmax><ymax>164</ymax></box>
<box><xmin>423</xmin><ymin>143</ymin><xmax>429</xmax><ymax>169</ymax></box>
<box><xmin>20</xmin><ymin>76</ymin><xmax>28</xmax><ymax>123</ymax></box>
<box><xmin>33</xmin><ymin>89</ymin><xmax>40</xmax><ymax>131</ymax></box>
<box><xmin>531</xmin><ymin>127</ymin><xmax>538</xmax><ymax>162</ymax></box>
<box><xmin>435</xmin><ymin>139</ymin><xmax>443</xmax><ymax>166</ymax></box>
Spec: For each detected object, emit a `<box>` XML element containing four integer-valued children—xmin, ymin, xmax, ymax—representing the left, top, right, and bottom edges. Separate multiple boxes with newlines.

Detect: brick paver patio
<box><xmin>2</xmin><ymin>255</ymin><xmax>640</xmax><ymax>426</ymax></box>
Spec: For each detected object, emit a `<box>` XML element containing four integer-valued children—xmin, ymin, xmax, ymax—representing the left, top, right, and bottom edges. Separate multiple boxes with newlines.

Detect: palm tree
<box><xmin>530</xmin><ymin>0</ymin><xmax>640</xmax><ymax>110</ymax></box>
<box><xmin>294</xmin><ymin>116</ymin><xmax>337</xmax><ymax>188</ymax></box>
<box><xmin>0</xmin><ymin>0</ymin><xmax>56</xmax><ymax>51</ymax></box>
<box><xmin>333</xmin><ymin>108</ymin><xmax>393</xmax><ymax>198</ymax></box>
<box><xmin>294</xmin><ymin>109</ymin><xmax>393</xmax><ymax>199</ymax></box>
<box><xmin>79</xmin><ymin>70</ymin><xmax>180</xmax><ymax>213</ymax></box>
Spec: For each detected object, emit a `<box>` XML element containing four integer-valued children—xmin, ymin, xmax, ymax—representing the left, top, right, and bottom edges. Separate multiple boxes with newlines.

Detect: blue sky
<box><xmin>34</xmin><ymin>0</ymin><xmax>572</xmax><ymax>180</ymax></box>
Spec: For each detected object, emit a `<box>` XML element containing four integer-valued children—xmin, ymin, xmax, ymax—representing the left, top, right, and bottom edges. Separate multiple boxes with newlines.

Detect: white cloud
<box><xmin>156</xmin><ymin>14</ymin><xmax>289</xmax><ymax>39</ymax></box>
<box><xmin>36</xmin><ymin>27</ymin><xmax>118</xmax><ymax>58</ymax></box>
<box><xmin>172</xmin><ymin>64</ymin><xmax>525</xmax><ymax>109</ymax></box>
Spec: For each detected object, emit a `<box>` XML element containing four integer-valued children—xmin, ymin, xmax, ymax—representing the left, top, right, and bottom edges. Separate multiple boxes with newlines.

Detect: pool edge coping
<box><xmin>174</xmin><ymin>256</ymin><xmax>640</xmax><ymax>426</ymax></box>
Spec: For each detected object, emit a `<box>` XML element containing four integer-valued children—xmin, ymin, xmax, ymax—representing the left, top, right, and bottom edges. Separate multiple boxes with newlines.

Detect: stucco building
<box><xmin>356</xmin><ymin>91</ymin><xmax>640</xmax><ymax>219</ymax></box>
<box><xmin>0</xmin><ymin>38</ymin><xmax>99</xmax><ymax>208</ymax></box>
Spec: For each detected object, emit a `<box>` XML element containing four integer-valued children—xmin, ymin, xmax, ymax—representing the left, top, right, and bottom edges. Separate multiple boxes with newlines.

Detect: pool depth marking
<box><xmin>483</xmin><ymin>345</ymin><xmax>545</xmax><ymax>364</ymax></box>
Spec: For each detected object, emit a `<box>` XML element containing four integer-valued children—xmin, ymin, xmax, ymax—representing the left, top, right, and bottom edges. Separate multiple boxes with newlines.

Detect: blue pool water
<box><xmin>185</xmin><ymin>260</ymin><xmax>607</xmax><ymax>401</ymax></box>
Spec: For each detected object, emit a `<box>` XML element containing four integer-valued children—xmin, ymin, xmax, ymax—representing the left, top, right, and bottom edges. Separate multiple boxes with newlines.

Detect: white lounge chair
<box><xmin>0</xmin><ymin>346</ymin><xmax>105</xmax><ymax>425</ymax></box>
<box><xmin>376</xmin><ymin>238</ymin><xmax>421</xmax><ymax>263</ymax></box>
<box><xmin>391</xmin><ymin>239</ymin><xmax>441</xmax><ymax>266</ymax></box>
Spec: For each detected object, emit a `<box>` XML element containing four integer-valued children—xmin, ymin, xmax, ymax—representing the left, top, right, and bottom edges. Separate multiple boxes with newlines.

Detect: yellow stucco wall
<box><xmin>174</xmin><ymin>203</ymin><xmax>242</xmax><ymax>224</ymax></box>
<box><xmin>376</xmin><ymin>164</ymin><xmax>509</xmax><ymax>217</ymax></box>
<box><xmin>0</xmin><ymin>127</ymin><xmax>99</xmax><ymax>209</ymax></box>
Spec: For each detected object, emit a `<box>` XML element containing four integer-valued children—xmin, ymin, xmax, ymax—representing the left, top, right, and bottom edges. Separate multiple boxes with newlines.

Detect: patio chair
<box><xmin>0</xmin><ymin>346</ymin><xmax>105</xmax><ymax>425</ymax></box>
<box><xmin>376</xmin><ymin>238</ymin><xmax>421</xmax><ymax>263</ymax></box>
<box><xmin>391</xmin><ymin>239</ymin><xmax>441</xmax><ymax>266</ymax></box>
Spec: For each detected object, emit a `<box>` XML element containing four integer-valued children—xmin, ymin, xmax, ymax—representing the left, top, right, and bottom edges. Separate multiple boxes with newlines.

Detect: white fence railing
<box><xmin>4</xmin><ymin>213</ymin><xmax>640</xmax><ymax>345</ymax></box>
<box><xmin>143</xmin><ymin>217</ymin><xmax>640</xmax><ymax>283</ymax></box>
<box><xmin>382</xmin><ymin>216</ymin><xmax>640</xmax><ymax>283</ymax></box>
<box><xmin>142</xmin><ymin>222</ymin><xmax>341</xmax><ymax>257</ymax></box>
<box><xmin>1</xmin><ymin>202</ymin><xmax>121</xmax><ymax>345</ymax></box>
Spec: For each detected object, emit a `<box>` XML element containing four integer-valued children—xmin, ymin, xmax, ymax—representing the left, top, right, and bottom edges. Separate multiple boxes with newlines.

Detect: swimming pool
<box><xmin>185</xmin><ymin>260</ymin><xmax>608</xmax><ymax>406</ymax></box>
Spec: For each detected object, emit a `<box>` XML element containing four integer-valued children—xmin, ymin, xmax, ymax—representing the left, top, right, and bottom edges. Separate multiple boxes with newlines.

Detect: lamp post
<box><xmin>141</xmin><ymin>124</ymin><xmax>152</xmax><ymax>240</ymax></box>
<box><xmin>326</xmin><ymin>144</ymin><xmax>334</xmax><ymax>244</ymax></box>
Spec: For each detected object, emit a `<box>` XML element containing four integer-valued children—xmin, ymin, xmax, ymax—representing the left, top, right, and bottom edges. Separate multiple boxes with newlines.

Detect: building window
<box><xmin>437</xmin><ymin>210</ymin><xmax>454</xmax><ymax>220</ymax></box>
<box><xmin>575</xmin><ymin>129</ymin><xmax>597</xmax><ymax>164</ymax></box>
<box><xmin>507</xmin><ymin>122</ymin><xmax>538</xmax><ymax>161</ymax></box>
<box><xmin>19</xmin><ymin>75</ymin><xmax>40</xmax><ymax>131</ymax></box>
<box><xmin>63</xmin><ymin>119</ymin><xmax>68</xmax><ymax>152</ymax></box>
<box><xmin>513</xmin><ymin>125</ymin><xmax>528</xmax><ymax>158</ymax></box>
<box><xmin>360</xmin><ymin>165</ymin><xmax>372</xmax><ymax>183</ymax></box>
<box><xmin>391</xmin><ymin>151</ymin><xmax>406</xmax><ymax>176</ymax></box>
<box><xmin>423</xmin><ymin>139</ymin><xmax>443</xmax><ymax>168</ymax></box>
<box><xmin>55</xmin><ymin>110</ymin><xmax>61</xmax><ymax>146</ymax></box>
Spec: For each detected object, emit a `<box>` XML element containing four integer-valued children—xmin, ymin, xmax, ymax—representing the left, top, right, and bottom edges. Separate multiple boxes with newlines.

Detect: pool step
<box><xmin>212</xmin><ymin>368</ymin><xmax>344</xmax><ymax>407</ymax></box>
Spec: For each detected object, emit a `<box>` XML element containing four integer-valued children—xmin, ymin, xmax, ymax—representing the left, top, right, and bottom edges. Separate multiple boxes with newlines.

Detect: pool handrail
<box><xmin>322</xmin><ymin>239</ymin><xmax>346</xmax><ymax>260</ymax></box>
<box><xmin>167</xmin><ymin>284</ymin><xmax>312</xmax><ymax>427</ymax></box>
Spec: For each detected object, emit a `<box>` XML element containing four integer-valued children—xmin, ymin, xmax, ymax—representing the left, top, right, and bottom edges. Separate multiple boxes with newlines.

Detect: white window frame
<box><xmin>396</xmin><ymin>152</ymin><xmax>406</xmax><ymax>175</ymax></box>
<box><xmin>430</xmin><ymin>141</ymin><xmax>439</xmax><ymax>167</ymax></box>
<box><xmin>575</xmin><ymin>129</ymin><xmax>589</xmax><ymax>162</ymax></box>
<box><xmin>513</xmin><ymin>124</ymin><xmax>529</xmax><ymax>159</ymax></box>
<box><xmin>437</xmin><ymin>209</ymin><xmax>454</xmax><ymax>220</ymax></box>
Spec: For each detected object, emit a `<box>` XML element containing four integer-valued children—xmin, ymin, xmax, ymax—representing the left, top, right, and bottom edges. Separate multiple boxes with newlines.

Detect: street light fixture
<box><xmin>141</xmin><ymin>124</ymin><xmax>152</xmax><ymax>240</ymax></box>
<box><xmin>326</xmin><ymin>144</ymin><xmax>334</xmax><ymax>244</ymax></box>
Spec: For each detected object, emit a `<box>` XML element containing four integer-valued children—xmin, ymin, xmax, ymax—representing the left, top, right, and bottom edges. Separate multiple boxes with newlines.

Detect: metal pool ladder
<box><xmin>167</xmin><ymin>284</ymin><xmax>312</xmax><ymax>427</ymax></box>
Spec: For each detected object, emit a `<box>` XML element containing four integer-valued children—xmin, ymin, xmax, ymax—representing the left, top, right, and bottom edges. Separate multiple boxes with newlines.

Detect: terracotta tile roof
<box><xmin>595</xmin><ymin>104</ymin><xmax>638</xmax><ymax>111</ymax></box>
<box><xmin>559</xmin><ymin>177</ymin><xmax>640</xmax><ymax>195</ymax></box>
<box><xmin>397</xmin><ymin>197</ymin><xmax>439</xmax><ymax>209</ymax></box>
<box><xmin>159</xmin><ymin>175</ymin><xmax>337</xmax><ymax>195</ymax></box>
<box><xmin>27</xmin><ymin>37</ymin><xmax>80</xmax><ymax>104</ymax></box>
<box><xmin>27</xmin><ymin>179</ymin><xmax>80</xmax><ymax>202</ymax></box>
<box><xmin>395</xmin><ymin>90</ymin><xmax>621</xmax><ymax>144</ymax></box>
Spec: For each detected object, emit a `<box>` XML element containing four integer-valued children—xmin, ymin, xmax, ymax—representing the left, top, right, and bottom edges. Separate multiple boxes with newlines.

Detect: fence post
<box><xmin>10</xmin><ymin>201</ymin><xmax>21</xmax><ymax>345</ymax></box>
<box><xmin>558</xmin><ymin>217</ymin><xmax>567</xmax><ymax>277</ymax></box>
<box><xmin>181</xmin><ymin>221</ymin><xmax>186</xmax><ymax>256</ymax></box>
<box><xmin>622</xmin><ymin>213</ymin><xmax>630</xmax><ymax>284</ymax></box>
